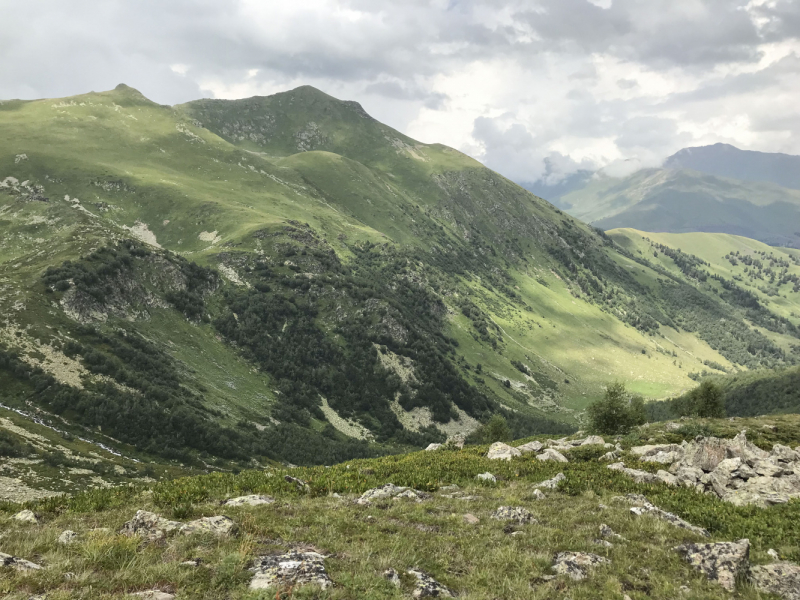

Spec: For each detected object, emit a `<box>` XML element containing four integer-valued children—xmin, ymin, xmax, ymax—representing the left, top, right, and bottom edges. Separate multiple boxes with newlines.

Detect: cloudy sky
<box><xmin>2</xmin><ymin>0</ymin><xmax>799</xmax><ymax>185</ymax></box>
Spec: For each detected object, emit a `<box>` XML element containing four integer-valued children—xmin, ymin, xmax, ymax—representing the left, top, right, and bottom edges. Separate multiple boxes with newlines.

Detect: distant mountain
<box><xmin>557</xmin><ymin>167</ymin><xmax>800</xmax><ymax>248</ymax></box>
<box><xmin>665</xmin><ymin>143</ymin><xmax>800</xmax><ymax>190</ymax></box>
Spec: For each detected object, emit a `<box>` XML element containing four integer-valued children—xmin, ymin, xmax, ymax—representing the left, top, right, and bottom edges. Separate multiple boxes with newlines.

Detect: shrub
<box><xmin>587</xmin><ymin>381</ymin><xmax>646</xmax><ymax>435</ymax></box>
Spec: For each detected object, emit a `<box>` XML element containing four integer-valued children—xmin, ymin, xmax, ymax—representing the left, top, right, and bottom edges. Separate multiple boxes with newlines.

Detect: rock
<box><xmin>181</xmin><ymin>558</ymin><xmax>203</xmax><ymax>567</ymax></box>
<box><xmin>534</xmin><ymin>472</ymin><xmax>565</xmax><ymax>489</ymax></box>
<box><xmin>408</xmin><ymin>568</ymin><xmax>456</xmax><ymax>598</ymax></box>
<box><xmin>516</xmin><ymin>440</ymin><xmax>544</xmax><ymax>454</ymax></box>
<box><xmin>284</xmin><ymin>475</ymin><xmax>310</xmax><ymax>492</ymax></box>
<box><xmin>593</xmin><ymin>539</ymin><xmax>613</xmax><ymax>548</ymax></box>
<box><xmin>674</xmin><ymin>466</ymin><xmax>704</xmax><ymax>488</ymax></box>
<box><xmin>598</xmin><ymin>451</ymin><xmax>619</xmax><ymax>462</ymax></box>
<box><xmin>665</xmin><ymin>422</ymin><xmax>682</xmax><ymax>431</ymax></box>
<box><xmin>223</xmin><ymin>494</ymin><xmax>275</xmax><ymax>507</ymax></box>
<box><xmin>551</xmin><ymin>552</ymin><xmax>610</xmax><ymax>580</ymax></box>
<box><xmin>475</xmin><ymin>472</ymin><xmax>496</xmax><ymax>483</ymax></box>
<box><xmin>133</xmin><ymin>592</ymin><xmax>175</xmax><ymax>600</ymax></box>
<box><xmin>439</xmin><ymin>485</ymin><xmax>460</xmax><ymax>492</ymax></box>
<box><xmin>655</xmin><ymin>470</ymin><xmax>679</xmax><ymax>486</ymax></box>
<box><xmin>771</xmin><ymin>444</ymin><xmax>800</xmax><ymax>463</ymax></box>
<box><xmin>490</xmin><ymin>506</ymin><xmax>536</xmax><ymax>525</ymax></box>
<box><xmin>12</xmin><ymin>509</ymin><xmax>39</xmax><ymax>524</ymax></box>
<box><xmin>394</xmin><ymin>489</ymin><xmax>432</xmax><ymax>502</ymax></box>
<box><xmin>446</xmin><ymin>436</ymin><xmax>465</xmax><ymax>450</ymax></box>
<box><xmin>607</xmin><ymin>462</ymin><xmax>659</xmax><ymax>484</ymax></box>
<box><xmin>599</xmin><ymin>524</ymin><xmax>625</xmax><ymax>541</ymax></box>
<box><xmin>674</xmin><ymin>539</ymin><xmax>750</xmax><ymax>591</ymax></box>
<box><xmin>749</xmin><ymin>561</ymin><xmax>800</xmax><ymax>600</ymax></box>
<box><xmin>631</xmin><ymin>444</ymin><xmax>684</xmax><ymax>463</ymax></box>
<box><xmin>682</xmin><ymin>437</ymin><xmax>730</xmax><ymax>472</ymax></box>
<box><xmin>120</xmin><ymin>510</ymin><xmax>184</xmax><ymax>541</ymax></box>
<box><xmin>486</xmin><ymin>442</ymin><xmax>521</xmax><ymax>461</ymax></box>
<box><xmin>531</xmin><ymin>489</ymin><xmax>546</xmax><ymax>500</ymax></box>
<box><xmin>425</xmin><ymin>443</ymin><xmax>443</xmax><ymax>451</ymax></box>
<box><xmin>182</xmin><ymin>515</ymin><xmax>237</xmax><ymax>536</ymax></box>
<box><xmin>753</xmin><ymin>459</ymin><xmax>785</xmax><ymax>477</ymax></box>
<box><xmin>58</xmin><ymin>530</ymin><xmax>78</xmax><ymax>545</ymax></box>
<box><xmin>625</xmin><ymin>494</ymin><xmax>709</xmax><ymax>537</ymax></box>
<box><xmin>535</xmin><ymin>449</ymin><xmax>568</xmax><ymax>463</ymax></box>
<box><xmin>768</xmin><ymin>549</ymin><xmax>780</xmax><ymax>560</ymax></box>
<box><xmin>250</xmin><ymin>551</ymin><xmax>332</xmax><ymax>590</ymax></box>
<box><xmin>722</xmin><ymin>474</ymin><xmax>800</xmax><ymax>508</ymax></box>
<box><xmin>0</xmin><ymin>552</ymin><xmax>42</xmax><ymax>570</ymax></box>
<box><xmin>384</xmin><ymin>568</ymin><xmax>401</xmax><ymax>587</ymax></box>
<box><xmin>356</xmin><ymin>483</ymin><xmax>408</xmax><ymax>504</ymax></box>
<box><xmin>580</xmin><ymin>435</ymin><xmax>606</xmax><ymax>446</ymax></box>
<box><xmin>462</xmin><ymin>513</ymin><xmax>479</xmax><ymax>525</ymax></box>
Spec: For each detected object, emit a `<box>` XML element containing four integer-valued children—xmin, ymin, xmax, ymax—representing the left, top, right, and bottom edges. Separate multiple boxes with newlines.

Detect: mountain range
<box><xmin>1</xmin><ymin>84</ymin><xmax>798</xmax><ymax>499</ymax></box>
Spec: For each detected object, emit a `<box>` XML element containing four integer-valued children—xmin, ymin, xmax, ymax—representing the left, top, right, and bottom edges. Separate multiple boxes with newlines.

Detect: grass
<box><xmin>2</xmin><ymin>414</ymin><xmax>799</xmax><ymax>599</ymax></box>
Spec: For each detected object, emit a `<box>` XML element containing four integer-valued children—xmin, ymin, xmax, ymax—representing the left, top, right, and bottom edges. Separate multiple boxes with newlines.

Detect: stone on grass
<box><xmin>394</xmin><ymin>489</ymin><xmax>432</xmax><ymax>502</ymax></box>
<box><xmin>536</xmin><ymin>449</ymin><xmax>568</xmax><ymax>463</ymax></box>
<box><xmin>356</xmin><ymin>484</ymin><xmax>430</xmax><ymax>505</ymax></box>
<box><xmin>284</xmin><ymin>475</ymin><xmax>310</xmax><ymax>492</ymax></box>
<box><xmin>490</xmin><ymin>506</ymin><xmax>536</xmax><ymax>525</ymax></box>
<box><xmin>749</xmin><ymin>561</ymin><xmax>800</xmax><ymax>600</ymax></box>
<box><xmin>674</xmin><ymin>539</ymin><xmax>750</xmax><ymax>592</ymax></box>
<box><xmin>425</xmin><ymin>443</ymin><xmax>443</xmax><ymax>451</ymax></box>
<box><xmin>475</xmin><ymin>472</ymin><xmax>496</xmax><ymax>483</ymax></box>
<box><xmin>531</xmin><ymin>489</ymin><xmax>546</xmax><ymax>500</ymax></box>
<box><xmin>593</xmin><ymin>539</ymin><xmax>613</xmax><ymax>548</ymax></box>
<box><xmin>625</xmin><ymin>494</ymin><xmax>709</xmax><ymax>537</ymax></box>
<box><xmin>408</xmin><ymin>568</ymin><xmax>456</xmax><ymax>598</ymax></box>
<box><xmin>486</xmin><ymin>442</ymin><xmax>521</xmax><ymax>461</ymax></box>
<box><xmin>182</xmin><ymin>515</ymin><xmax>237</xmax><ymax>536</ymax></box>
<box><xmin>534</xmin><ymin>472</ymin><xmax>565</xmax><ymax>489</ymax></box>
<box><xmin>250</xmin><ymin>551</ymin><xmax>332</xmax><ymax>590</ymax></box>
<box><xmin>0</xmin><ymin>552</ymin><xmax>42</xmax><ymax>571</ymax></box>
<box><xmin>598</xmin><ymin>451</ymin><xmax>619</xmax><ymax>462</ymax></box>
<box><xmin>581</xmin><ymin>435</ymin><xmax>605</xmax><ymax>446</ymax></box>
<box><xmin>58</xmin><ymin>530</ymin><xmax>78</xmax><ymax>545</ymax></box>
<box><xmin>12</xmin><ymin>509</ymin><xmax>38</xmax><ymax>524</ymax></box>
<box><xmin>384</xmin><ymin>568</ymin><xmax>401</xmax><ymax>587</ymax></box>
<box><xmin>516</xmin><ymin>440</ymin><xmax>544</xmax><ymax>454</ymax></box>
<box><xmin>599</xmin><ymin>524</ymin><xmax>625</xmax><ymax>541</ymax></box>
<box><xmin>552</xmin><ymin>552</ymin><xmax>610</xmax><ymax>580</ymax></box>
<box><xmin>120</xmin><ymin>510</ymin><xmax>184</xmax><ymax>541</ymax></box>
<box><xmin>222</xmin><ymin>494</ymin><xmax>275</xmax><ymax>507</ymax></box>
<box><xmin>462</xmin><ymin>513</ymin><xmax>479</xmax><ymax>525</ymax></box>
<box><xmin>133</xmin><ymin>592</ymin><xmax>175</xmax><ymax>600</ymax></box>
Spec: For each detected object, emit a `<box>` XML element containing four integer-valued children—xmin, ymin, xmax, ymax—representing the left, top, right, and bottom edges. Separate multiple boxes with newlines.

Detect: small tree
<box><xmin>695</xmin><ymin>380</ymin><xmax>726</xmax><ymax>418</ymax></box>
<box><xmin>587</xmin><ymin>381</ymin><xmax>646</xmax><ymax>435</ymax></box>
<box><xmin>480</xmin><ymin>414</ymin><xmax>512</xmax><ymax>443</ymax></box>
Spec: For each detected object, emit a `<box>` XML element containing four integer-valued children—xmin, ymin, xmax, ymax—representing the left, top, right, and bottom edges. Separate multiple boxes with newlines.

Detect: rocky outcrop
<box><xmin>516</xmin><ymin>440</ymin><xmax>543</xmax><ymax>454</ymax></box>
<box><xmin>552</xmin><ymin>552</ymin><xmax>609</xmax><ymax>580</ymax></box>
<box><xmin>490</xmin><ymin>506</ymin><xmax>537</xmax><ymax>525</ymax></box>
<box><xmin>674</xmin><ymin>539</ymin><xmax>750</xmax><ymax>591</ymax></box>
<box><xmin>534</xmin><ymin>472</ymin><xmax>565</xmax><ymax>489</ymax></box>
<box><xmin>408</xmin><ymin>568</ymin><xmax>456</xmax><ymax>598</ymax></box>
<box><xmin>607</xmin><ymin>462</ymin><xmax>677</xmax><ymax>486</ymax></box>
<box><xmin>486</xmin><ymin>442</ymin><xmax>521</xmax><ymax>461</ymax></box>
<box><xmin>222</xmin><ymin>494</ymin><xmax>275</xmax><ymax>507</ymax></box>
<box><xmin>749</xmin><ymin>561</ymin><xmax>800</xmax><ymax>600</ymax></box>
<box><xmin>181</xmin><ymin>515</ymin><xmax>237</xmax><ymax>536</ymax></box>
<box><xmin>249</xmin><ymin>551</ymin><xmax>332</xmax><ymax>590</ymax></box>
<box><xmin>356</xmin><ymin>484</ymin><xmax>431</xmax><ymax>505</ymax></box>
<box><xmin>0</xmin><ymin>552</ymin><xmax>42</xmax><ymax>571</ymax></box>
<box><xmin>120</xmin><ymin>510</ymin><xmax>236</xmax><ymax>541</ymax></box>
<box><xmin>631</xmin><ymin>431</ymin><xmax>800</xmax><ymax>507</ymax></box>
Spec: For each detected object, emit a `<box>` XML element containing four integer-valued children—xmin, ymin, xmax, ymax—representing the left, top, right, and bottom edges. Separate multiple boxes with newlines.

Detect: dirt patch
<box><xmin>320</xmin><ymin>397</ymin><xmax>373</xmax><ymax>440</ymax></box>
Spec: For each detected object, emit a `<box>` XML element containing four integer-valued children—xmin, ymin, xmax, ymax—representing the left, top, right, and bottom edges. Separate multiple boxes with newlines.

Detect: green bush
<box><xmin>587</xmin><ymin>382</ymin><xmax>647</xmax><ymax>435</ymax></box>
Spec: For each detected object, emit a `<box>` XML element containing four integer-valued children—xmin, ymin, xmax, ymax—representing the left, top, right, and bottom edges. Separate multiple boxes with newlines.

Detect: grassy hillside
<box><xmin>2</xmin><ymin>414</ymin><xmax>799</xmax><ymax>599</ymax></box>
<box><xmin>559</xmin><ymin>168</ymin><xmax>800</xmax><ymax>248</ymax></box>
<box><xmin>1</xmin><ymin>85</ymin><xmax>798</xmax><ymax>499</ymax></box>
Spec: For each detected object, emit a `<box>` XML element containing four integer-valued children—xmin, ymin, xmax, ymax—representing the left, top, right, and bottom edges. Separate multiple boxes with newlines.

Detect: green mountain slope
<box><xmin>1</xmin><ymin>85</ymin><xmax>798</xmax><ymax>497</ymax></box>
<box><xmin>558</xmin><ymin>168</ymin><xmax>800</xmax><ymax>247</ymax></box>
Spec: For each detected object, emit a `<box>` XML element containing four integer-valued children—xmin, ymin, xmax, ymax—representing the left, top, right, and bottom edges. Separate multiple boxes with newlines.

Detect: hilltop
<box><xmin>0</xmin><ymin>85</ymin><xmax>798</xmax><ymax>499</ymax></box>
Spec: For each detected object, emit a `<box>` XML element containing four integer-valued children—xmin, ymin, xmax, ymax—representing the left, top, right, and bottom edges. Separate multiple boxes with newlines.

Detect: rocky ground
<box><xmin>1</xmin><ymin>416</ymin><xmax>800</xmax><ymax>598</ymax></box>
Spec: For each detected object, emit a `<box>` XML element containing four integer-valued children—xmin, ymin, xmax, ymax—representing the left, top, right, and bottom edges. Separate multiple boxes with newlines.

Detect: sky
<box><xmin>2</xmin><ymin>0</ymin><xmax>799</xmax><ymax>186</ymax></box>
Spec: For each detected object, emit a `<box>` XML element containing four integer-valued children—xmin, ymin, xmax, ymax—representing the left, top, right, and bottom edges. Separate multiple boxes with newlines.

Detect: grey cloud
<box><xmin>617</xmin><ymin>79</ymin><xmax>638</xmax><ymax>89</ymax></box>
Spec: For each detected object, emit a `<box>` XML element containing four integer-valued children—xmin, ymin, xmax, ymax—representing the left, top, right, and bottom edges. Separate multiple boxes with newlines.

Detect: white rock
<box><xmin>486</xmin><ymin>442</ymin><xmax>521</xmax><ymax>461</ymax></box>
<box><xmin>222</xmin><ymin>495</ymin><xmax>275</xmax><ymax>507</ymax></box>
<box><xmin>425</xmin><ymin>443</ymin><xmax>443</xmax><ymax>451</ymax></box>
<box><xmin>581</xmin><ymin>435</ymin><xmax>606</xmax><ymax>446</ymax></box>
<box><xmin>133</xmin><ymin>592</ymin><xmax>175</xmax><ymax>600</ymax></box>
<box><xmin>535</xmin><ymin>472</ymin><xmax>565</xmax><ymax>489</ymax></box>
<box><xmin>0</xmin><ymin>552</ymin><xmax>42</xmax><ymax>570</ymax></box>
<box><xmin>58</xmin><ymin>530</ymin><xmax>78</xmax><ymax>545</ymax></box>
<box><xmin>12</xmin><ymin>509</ymin><xmax>39</xmax><ymax>524</ymax></box>
<box><xmin>516</xmin><ymin>441</ymin><xmax>544</xmax><ymax>454</ymax></box>
<box><xmin>535</xmin><ymin>449</ymin><xmax>568</xmax><ymax>463</ymax></box>
<box><xmin>475</xmin><ymin>472</ymin><xmax>497</xmax><ymax>483</ymax></box>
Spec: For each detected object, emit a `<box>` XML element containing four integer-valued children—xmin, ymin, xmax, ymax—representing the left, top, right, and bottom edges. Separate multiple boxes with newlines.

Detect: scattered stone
<box><xmin>475</xmin><ymin>472</ymin><xmax>497</xmax><ymax>483</ymax></box>
<box><xmin>674</xmin><ymin>539</ymin><xmax>750</xmax><ymax>592</ymax></box>
<box><xmin>534</xmin><ymin>472</ymin><xmax>565</xmax><ymax>489</ymax></box>
<box><xmin>536</xmin><ymin>449</ymin><xmax>568</xmax><ymax>463</ymax></box>
<box><xmin>486</xmin><ymin>442</ymin><xmax>521</xmax><ymax>461</ymax></box>
<box><xmin>120</xmin><ymin>510</ymin><xmax>184</xmax><ymax>541</ymax></box>
<box><xmin>768</xmin><ymin>549</ymin><xmax>780</xmax><ymax>560</ymax></box>
<box><xmin>58</xmin><ymin>530</ymin><xmax>78</xmax><ymax>545</ymax></box>
<box><xmin>599</xmin><ymin>451</ymin><xmax>619</xmax><ymax>462</ymax></box>
<box><xmin>425</xmin><ymin>443</ymin><xmax>443</xmax><ymax>451</ymax></box>
<box><xmin>356</xmin><ymin>484</ymin><xmax>430</xmax><ymax>505</ymax></box>
<box><xmin>222</xmin><ymin>494</ymin><xmax>275</xmax><ymax>507</ymax></box>
<box><xmin>490</xmin><ymin>506</ymin><xmax>537</xmax><ymax>525</ymax></box>
<box><xmin>531</xmin><ymin>489</ymin><xmax>546</xmax><ymax>500</ymax></box>
<box><xmin>552</xmin><ymin>552</ymin><xmax>610</xmax><ymax>580</ymax></box>
<box><xmin>771</xmin><ymin>444</ymin><xmax>799</xmax><ymax>464</ymax></box>
<box><xmin>408</xmin><ymin>568</ymin><xmax>456</xmax><ymax>598</ymax></box>
<box><xmin>581</xmin><ymin>435</ymin><xmax>605</xmax><ymax>446</ymax></box>
<box><xmin>749</xmin><ymin>561</ymin><xmax>800</xmax><ymax>600</ymax></box>
<box><xmin>394</xmin><ymin>489</ymin><xmax>433</xmax><ymax>502</ymax></box>
<box><xmin>624</xmin><ymin>494</ymin><xmax>709</xmax><ymax>537</ymax></box>
<box><xmin>509</xmin><ymin>530</ymin><xmax>525</xmax><ymax>537</ymax></box>
<box><xmin>12</xmin><ymin>509</ymin><xmax>39</xmax><ymax>524</ymax></box>
<box><xmin>181</xmin><ymin>558</ymin><xmax>203</xmax><ymax>567</ymax></box>
<box><xmin>0</xmin><ymin>552</ymin><xmax>42</xmax><ymax>571</ymax></box>
<box><xmin>463</xmin><ymin>513</ymin><xmax>479</xmax><ymax>525</ymax></box>
<box><xmin>133</xmin><ymin>592</ymin><xmax>175</xmax><ymax>600</ymax></box>
<box><xmin>384</xmin><ymin>568</ymin><xmax>401</xmax><ymax>587</ymax></box>
<box><xmin>284</xmin><ymin>475</ymin><xmax>310</xmax><ymax>492</ymax></box>
<box><xmin>182</xmin><ymin>515</ymin><xmax>237</xmax><ymax>536</ymax></box>
<box><xmin>439</xmin><ymin>485</ymin><xmax>460</xmax><ymax>492</ymax></box>
<box><xmin>250</xmin><ymin>551</ymin><xmax>332</xmax><ymax>590</ymax></box>
<box><xmin>593</xmin><ymin>538</ymin><xmax>613</xmax><ymax>548</ymax></box>
<box><xmin>631</xmin><ymin>444</ymin><xmax>684</xmax><ymax>464</ymax></box>
<box><xmin>599</xmin><ymin>524</ymin><xmax>625</xmax><ymax>541</ymax></box>
<box><xmin>516</xmin><ymin>440</ymin><xmax>544</xmax><ymax>454</ymax></box>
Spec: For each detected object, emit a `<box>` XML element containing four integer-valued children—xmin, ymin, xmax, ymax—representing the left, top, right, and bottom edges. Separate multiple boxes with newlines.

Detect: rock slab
<box><xmin>250</xmin><ymin>550</ymin><xmax>332</xmax><ymax>590</ymax></box>
<box><xmin>486</xmin><ymin>442</ymin><xmax>521</xmax><ymax>461</ymax></box>
<box><xmin>552</xmin><ymin>552</ymin><xmax>609</xmax><ymax>580</ymax></box>
<box><xmin>674</xmin><ymin>539</ymin><xmax>750</xmax><ymax>591</ymax></box>
<box><xmin>749</xmin><ymin>561</ymin><xmax>800</xmax><ymax>600</ymax></box>
<box><xmin>408</xmin><ymin>568</ymin><xmax>456</xmax><ymax>598</ymax></box>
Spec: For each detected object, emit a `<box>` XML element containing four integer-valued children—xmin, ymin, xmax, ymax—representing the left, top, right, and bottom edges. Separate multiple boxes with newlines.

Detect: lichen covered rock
<box><xmin>674</xmin><ymin>539</ymin><xmax>750</xmax><ymax>591</ymax></box>
<box><xmin>249</xmin><ymin>550</ymin><xmax>332</xmax><ymax>590</ymax></box>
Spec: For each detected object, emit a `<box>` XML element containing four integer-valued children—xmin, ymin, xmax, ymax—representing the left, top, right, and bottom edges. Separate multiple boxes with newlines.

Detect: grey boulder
<box><xmin>674</xmin><ymin>539</ymin><xmax>750</xmax><ymax>592</ymax></box>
